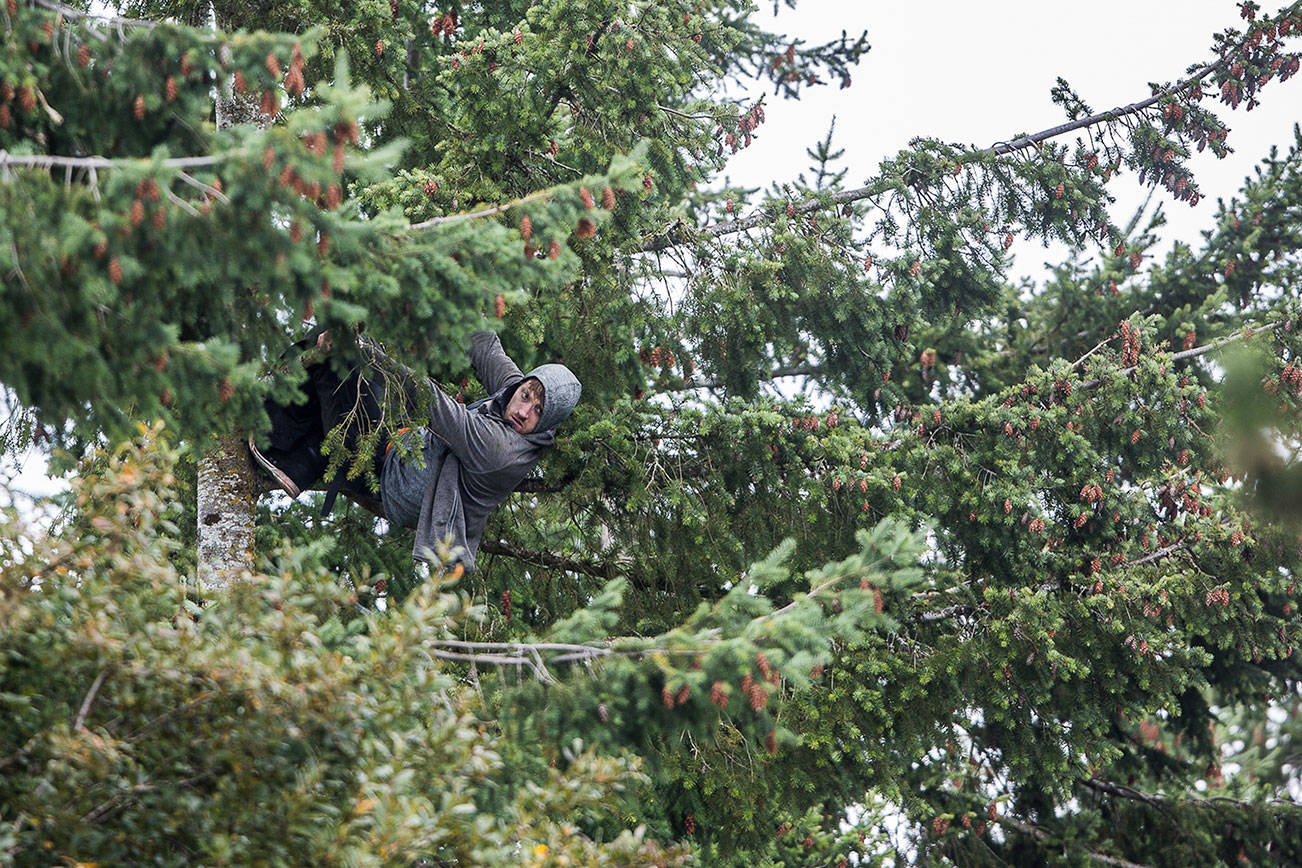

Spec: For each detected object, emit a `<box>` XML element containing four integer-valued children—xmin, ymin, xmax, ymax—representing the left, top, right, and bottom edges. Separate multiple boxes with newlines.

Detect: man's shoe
<box><xmin>248</xmin><ymin>435</ymin><xmax>302</xmax><ymax>497</ymax></box>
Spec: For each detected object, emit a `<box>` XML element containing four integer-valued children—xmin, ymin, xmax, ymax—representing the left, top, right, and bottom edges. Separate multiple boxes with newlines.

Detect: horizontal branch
<box><xmin>985</xmin><ymin>54</ymin><xmax>1221</xmax><ymax>157</ymax></box>
<box><xmin>1079</xmin><ymin>320</ymin><xmax>1289</xmax><ymax>391</ymax></box>
<box><xmin>479</xmin><ymin>538</ymin><xmax>634</xmax><ymax>579</ymax></box>
<box><xmin>997</xmin><ymin>814</ymin><xmax>1154</xmax><ymax>868</ymax></box>
<box><xmin>405</xmin><ymin>188</ymin><xmax>553</xmax><ymax>232</ymax></box>
<box><xmin>0</xmin><ymin>150</ymin><xmax>244</xmax><ymax>172</ymax></box>
<box><xmin>1084</xmin><ymin>777</ymin><xmax>1302</xmax><ymax>813</ymax></box>
<box><xmin>32</xmin><ymin>0</ymin><xmax>156</xmax><ymax>30</ymax></box>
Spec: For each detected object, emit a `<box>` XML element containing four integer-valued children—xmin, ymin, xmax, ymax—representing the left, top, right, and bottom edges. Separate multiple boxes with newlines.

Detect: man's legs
<box><xmin>250</xmin><ymin>360</ymin><xmax>387</xmax><ymax>500</ymax></box>
<box><xmin>249</xmin><ymin>375</ymin><xmax>329</xmax><ymax>497</ymax></box>
<box><xmin>308</xmin><ymin>362</ymin><xmax>389</xmax><ymax>515</ymax></box>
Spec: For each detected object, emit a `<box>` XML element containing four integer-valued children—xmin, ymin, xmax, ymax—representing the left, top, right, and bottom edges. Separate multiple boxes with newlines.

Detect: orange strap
<box><xmin>385</xmin><ymin>427</ymin><xmax>413</xmax><ymax>457</ymax></box>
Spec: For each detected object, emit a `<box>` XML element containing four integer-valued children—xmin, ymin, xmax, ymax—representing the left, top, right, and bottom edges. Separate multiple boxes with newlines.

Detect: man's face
<box><xmin>505</xmin><ymin>378</ymin><xmax>544</xmax><ymax>434</ymax></box>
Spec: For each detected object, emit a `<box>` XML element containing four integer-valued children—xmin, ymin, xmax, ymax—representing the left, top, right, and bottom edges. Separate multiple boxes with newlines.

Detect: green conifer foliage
<box><xmin>3</xmin><ymin>0</ymin><xmax>1302</xmax><ymax>864</ymax></box>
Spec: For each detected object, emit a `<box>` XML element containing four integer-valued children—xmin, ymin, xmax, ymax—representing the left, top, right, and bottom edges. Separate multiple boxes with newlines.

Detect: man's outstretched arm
<box><xmin>469</xmin><ymin>331</ymin><xmax>525</xmax><ymax>396</ymax></box>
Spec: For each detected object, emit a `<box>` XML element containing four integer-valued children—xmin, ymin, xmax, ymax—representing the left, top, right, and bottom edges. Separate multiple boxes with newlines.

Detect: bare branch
<box><xmin>31</xmin><ymin>0</ymin><xmax>157</xmax><ymax>30</ymax></box>
<box><xmin>0</xmin><ymin>150</ymin><xmax>246</xmax><ymax>172</ymax></box>
<box><xmin>73</xmin><ymin>667</ymin><xmax>109</xmax><ymax>732</ymax></box>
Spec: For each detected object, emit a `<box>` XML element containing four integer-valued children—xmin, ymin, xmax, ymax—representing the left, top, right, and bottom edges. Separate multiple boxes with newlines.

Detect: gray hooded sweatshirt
<box><xmin>379</xmin><ymin>331</ymin><xmax>581</xmax><ymax>569</ymax></box>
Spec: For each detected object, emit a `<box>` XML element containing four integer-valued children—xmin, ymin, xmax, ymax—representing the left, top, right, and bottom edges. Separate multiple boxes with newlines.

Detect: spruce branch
<box><xmin>1084</xmin><ymin>777</ymin><xmax>1302</xmax><ymax>812</ymax></box>
<box><xmin>997</xmin><ymin>814</ymin><xmax>1155</xmax><ymax>868</ymax></box>
<box><xmin>405</xmin><ymin>188</ymin><xmax>554</xmax><ymax>231</ymax></box>
<box><xmin>1078</xmin><ymin>318</ymin><xmax>1291</xmax><ymax>390</ymax></box>
<box><xmin>640</xmin><ymin>2</ymin><xmax>1302</xmax><ymax>254</ymax></box>
<box><xmin>661</xmin><ymin>315</ymin><xmax>1293</xmax><ymax>402</ymax></box>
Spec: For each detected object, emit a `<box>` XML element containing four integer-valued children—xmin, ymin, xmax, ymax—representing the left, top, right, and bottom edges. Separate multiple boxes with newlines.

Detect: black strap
<box><xmin>321</xmin><ymin>471</ymin><xmax>344</xmax><ymax>517</ymax></box>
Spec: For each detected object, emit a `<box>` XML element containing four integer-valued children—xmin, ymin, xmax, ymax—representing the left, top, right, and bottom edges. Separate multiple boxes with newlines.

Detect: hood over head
<box><xmin>522</xmin><ymin>363</ymin><xmax>581</xmax><ymax>433</ymax></box>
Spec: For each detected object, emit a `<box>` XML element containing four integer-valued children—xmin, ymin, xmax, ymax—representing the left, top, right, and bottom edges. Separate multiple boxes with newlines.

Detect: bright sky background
<box><xmin>3</xmin><ymin>0</ymin><xmax>1300</xmax><ymax>504</ymax></box>
<box><xmin>728</xmin><ymin>0</ymin><xmax>1300</xmax><ymax>261</ymax></box>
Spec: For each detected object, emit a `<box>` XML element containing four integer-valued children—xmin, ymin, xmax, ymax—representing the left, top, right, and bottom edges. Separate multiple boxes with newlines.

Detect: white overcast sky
<box><xmin>728</xmin><ymin>0</ymin><xmax>1301</xmax><ymax>258</ymax></box>
<box><xmin>3</xmin><ymin>0</ymin><xmax>1300</xmax><ymax>501</ymax></box>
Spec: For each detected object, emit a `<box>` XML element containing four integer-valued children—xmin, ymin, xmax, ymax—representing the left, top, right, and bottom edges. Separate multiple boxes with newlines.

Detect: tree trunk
<box><xmin>194</xmin><ymin>2</ymin><xmax>264</xmax><ymax>591</ymax></box>
<box><xmin>196</xmin><ymin>434</ymin><xmax>259</xmax><ymax>590</ymax></box>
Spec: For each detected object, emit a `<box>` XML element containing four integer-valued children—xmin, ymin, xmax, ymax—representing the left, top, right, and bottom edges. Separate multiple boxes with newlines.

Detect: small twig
<box><xmin>1124</xmin><ymin>542</ymin><xmax>1184</xmax><ymax>569</ymax></box>
<box><xmin>1072</xmin><ymin>334</ymin><xmax>1115</xmax><ymax>369</ymax></box>
<box><xmin>164</xmin><ymin>189</ymin><xmax>201</xmax><ymax>216</ymax></box>
<box><xmin>73</xmin><ymin>667</ymin><xmax>109</xmax><ymax>732</ymax></box>
<box><xmin>177</xmin><ymin>171</ymin><xmax>230</xmax><ymax>204</ymax></box>
<box><xmin>479</xmin><ymin>538</ymin><xmax>634</xmax><ymax>579</ymax></box>
<box><xmin>1085</xmin><ymin>777</ymin><xmax>1302</xmax><ymax>813</ymax></box>
<box><xmin>526</xmin><ymin>149</ymin><xmax>583</xmax><ymax>177</ymax></box>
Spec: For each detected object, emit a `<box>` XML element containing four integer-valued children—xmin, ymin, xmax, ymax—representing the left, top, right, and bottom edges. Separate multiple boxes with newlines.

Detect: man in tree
<box><xmin>249</xmin><ymin>331</ymin><xmax>581</xmax><ymax>569</ymax></box>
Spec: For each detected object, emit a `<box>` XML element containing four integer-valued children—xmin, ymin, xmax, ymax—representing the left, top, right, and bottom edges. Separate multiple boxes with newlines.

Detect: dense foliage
<box><xmin>2</xmin><ymin>0</ymin><xmax>1302</xmax><ymax>864</ymax></box>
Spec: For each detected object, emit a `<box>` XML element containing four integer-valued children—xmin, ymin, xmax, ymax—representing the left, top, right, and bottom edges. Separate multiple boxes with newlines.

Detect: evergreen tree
<box><xmin>2</xmin><ymin>0</ymin><xmax>1302</xmax><ymax>864</ymax></box>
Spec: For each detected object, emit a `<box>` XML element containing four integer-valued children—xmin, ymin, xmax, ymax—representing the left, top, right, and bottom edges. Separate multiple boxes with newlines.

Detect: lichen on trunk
<box><xmin>196</xmin><ymin>433</ymin><xmax>258</xmax><ymax>590</ymax></box>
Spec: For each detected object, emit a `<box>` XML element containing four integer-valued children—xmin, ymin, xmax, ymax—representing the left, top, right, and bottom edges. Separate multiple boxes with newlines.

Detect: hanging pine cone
<box><xmin>285</xmin><ymin>66</ymin><xmax>304</xmax><ymax>97</ymax></box>
<box><xmin>259</xmin><ymin>89</ymin><xmax>279</xmax><ymax>118</ymax></box>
